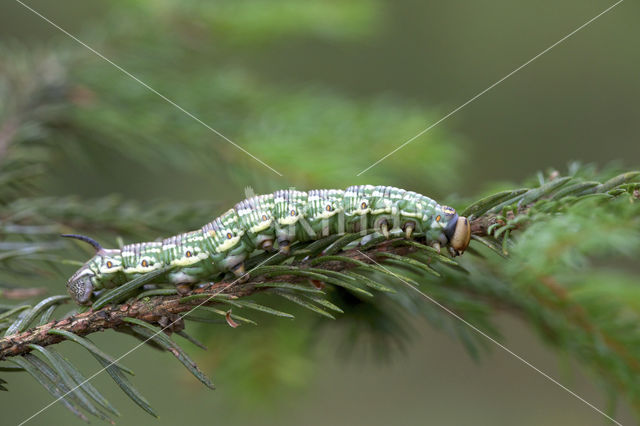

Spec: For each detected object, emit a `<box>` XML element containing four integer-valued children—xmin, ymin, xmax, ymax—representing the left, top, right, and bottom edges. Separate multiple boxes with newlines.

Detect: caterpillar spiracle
<box><xmin>64</xmin><ymin>185</ymin><xmax>472</xmax><ymax>305</ymax></box>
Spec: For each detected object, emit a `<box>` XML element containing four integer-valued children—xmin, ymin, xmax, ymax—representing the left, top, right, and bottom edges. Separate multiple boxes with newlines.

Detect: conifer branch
<box><xmin>0</xmin><ymin>243</ymin><xmax>419</xmax><ymax>359</ymax></box>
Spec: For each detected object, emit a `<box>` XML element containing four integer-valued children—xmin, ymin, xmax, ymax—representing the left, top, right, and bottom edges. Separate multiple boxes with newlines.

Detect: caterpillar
<box><xmin>64</xmin><ymin>185</ymin><xmax>471</xmax><ymax>305</ymax></box>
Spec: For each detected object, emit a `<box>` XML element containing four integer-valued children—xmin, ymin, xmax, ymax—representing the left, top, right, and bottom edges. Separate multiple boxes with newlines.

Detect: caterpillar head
<box><xmin>63</xmin><ymin>235</ymin><xmax>123</xmax><ymax>305</ymax></box>
<box><xmin>440</xmin><ymin>206</ymin><xmax>471</xmax><ymax>256</ymax></box>
<box><xmin>66</xmin><ymin>267</ymin><xmax>96</xmax><ymax>305</ymax></box>
<box><xmin>443</xmin><ymin>215</ymin><xmax>471</xmax><ymax>256</ymax></box>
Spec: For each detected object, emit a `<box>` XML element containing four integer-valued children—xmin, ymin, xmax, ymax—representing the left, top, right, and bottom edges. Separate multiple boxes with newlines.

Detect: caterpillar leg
<box><xmin>277</xmin><ymin>237</ymin><xmax>291</xmax><ymax>255</ymax></box>
<box><xmin>231</xmin><ymin>262</ymin><xmax>250</xmax><ymax>283</ymax></box>
<box><xmin>403</xmin><ymin>221</ymin><xmax>415</xmax><ymax>239</ymax></box>
<box><xmin>258</xmin><ymin>239</ymin><xmax>275</xmax><ymax>252</ymax></box>
<box><xmin>378</xmin><ymin>219</ymin><xmax>390</xmax><ymax>239</ymax></box>
<box><xmin>430</xmin><ymin>241</ymin><xmax>441</xmax><ymax>253</ymax></box>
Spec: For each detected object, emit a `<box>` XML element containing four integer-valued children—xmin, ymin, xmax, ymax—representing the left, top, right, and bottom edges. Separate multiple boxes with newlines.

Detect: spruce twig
<box><xmin>0</xmin><ymin>242</ymin><xmax>434</xmax><ymax>359</ymax></box>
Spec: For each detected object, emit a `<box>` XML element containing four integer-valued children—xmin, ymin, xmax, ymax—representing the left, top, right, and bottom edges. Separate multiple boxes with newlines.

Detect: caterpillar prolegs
<box><xmin>64</xmin><ymin>185</ymin><xmax>472</xmax><ymax>305</ymax></box>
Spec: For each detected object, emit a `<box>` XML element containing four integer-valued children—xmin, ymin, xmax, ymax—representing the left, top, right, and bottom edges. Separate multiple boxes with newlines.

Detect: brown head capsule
<box><xmin>449</xmin><ymin>216</ymin><xmax>471</xmax><ymax>256</ymax></box>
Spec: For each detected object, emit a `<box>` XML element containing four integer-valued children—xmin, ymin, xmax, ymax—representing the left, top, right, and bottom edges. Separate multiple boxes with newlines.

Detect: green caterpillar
<box><xmin>64</xmin><ymin>185</ymin><xmax>472</xmax><ymax>305</ymax></box>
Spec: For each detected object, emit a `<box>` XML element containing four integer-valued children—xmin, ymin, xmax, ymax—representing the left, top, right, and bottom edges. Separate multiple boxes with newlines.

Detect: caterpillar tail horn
<box><xmin>61</xmin><ymin>234</ymin><xmax>103</xmax><ymax>252</ymax></box>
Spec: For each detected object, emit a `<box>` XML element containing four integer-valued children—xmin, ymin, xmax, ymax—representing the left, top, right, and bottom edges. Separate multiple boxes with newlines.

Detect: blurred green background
<box><xmin>1</xmin><ymin>0</ymin><xmax>638</xmax><ymax>424</ymax></box>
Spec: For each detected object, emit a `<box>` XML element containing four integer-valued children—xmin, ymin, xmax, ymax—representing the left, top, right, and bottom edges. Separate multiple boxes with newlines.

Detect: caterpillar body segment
<box><xmin>65</xmin><ymin>186</ymin><xmax>472</xmax><ymax>305</ymax></box>
<box><xmin>234</xmin><ymin>194</ymin><xmax>276</xmax><ymax>251</ymax></box>
<box><xmin>304</xmin><ymin>189</ymin><xmax>344</xmax><ymax>238</ymax></box>
<box><xmin>201</xmin><ymin>208</ymin><xmax>250</xmax><ymax>275</ymax></box>
<box><xmin>271</xmin><ymin>189</ymin><xmax>309</xmax><ymax>253</ymax></box>
<box><xmin>343</xmin><ymin>185</ymin><xmax>375</xmax><ymax>233</ymax></box>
